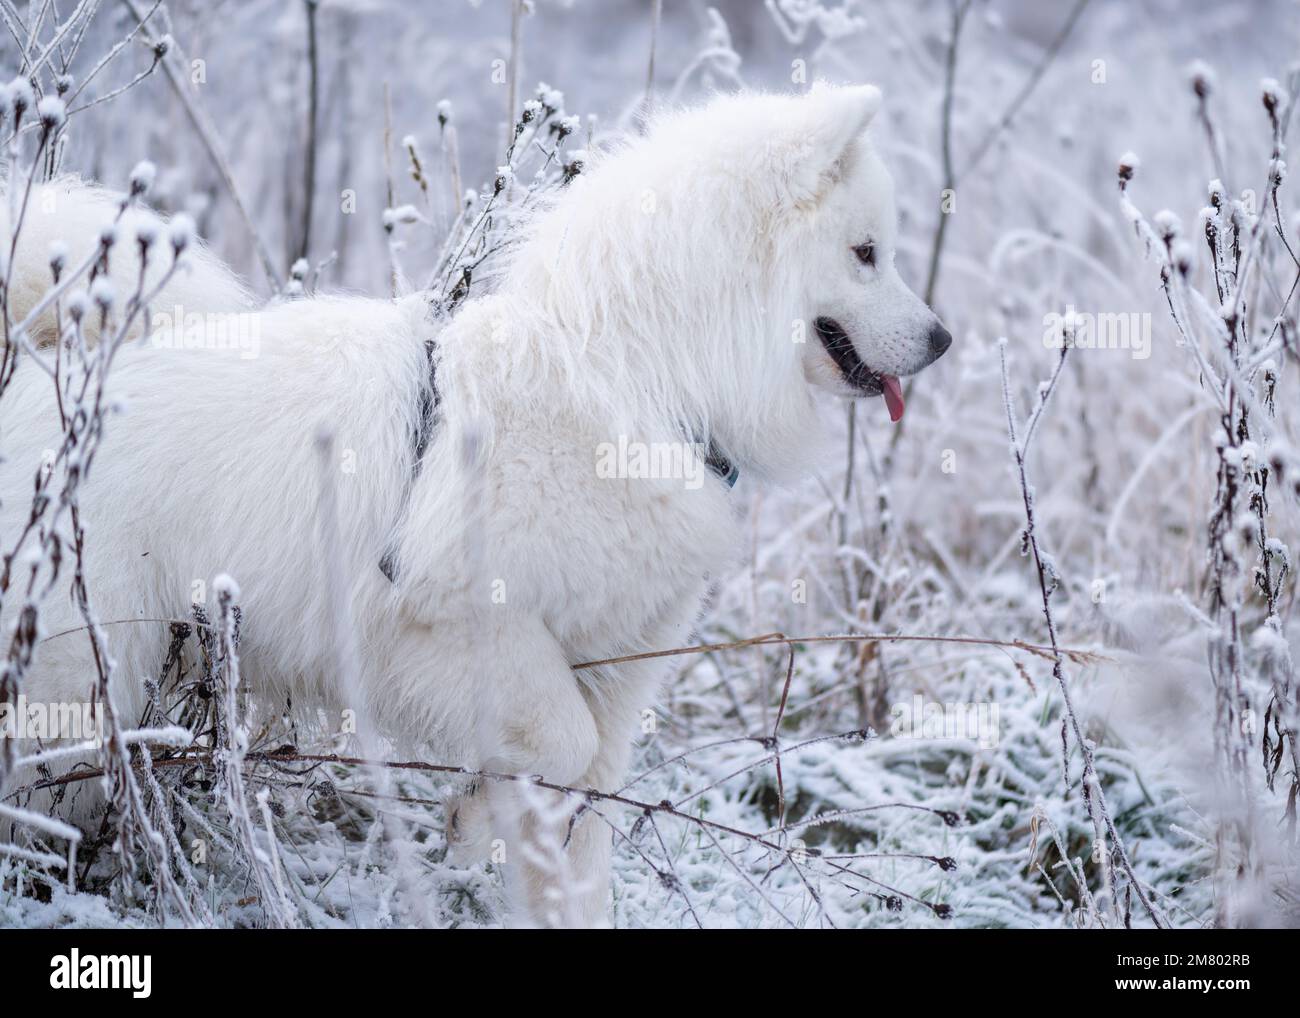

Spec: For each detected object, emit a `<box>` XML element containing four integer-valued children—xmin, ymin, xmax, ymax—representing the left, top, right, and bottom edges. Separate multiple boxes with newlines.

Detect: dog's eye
<box><xmin>853</xmin><ymin>242</ymin><xmax>875</xmax><ymax>267</ymax></box>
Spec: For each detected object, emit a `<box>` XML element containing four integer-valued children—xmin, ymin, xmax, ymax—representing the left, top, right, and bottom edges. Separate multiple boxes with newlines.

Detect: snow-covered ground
<box><xmin>2</xmin><ymin>0</ymin><xmax>1299</xmax><ymax>928</ymax></box>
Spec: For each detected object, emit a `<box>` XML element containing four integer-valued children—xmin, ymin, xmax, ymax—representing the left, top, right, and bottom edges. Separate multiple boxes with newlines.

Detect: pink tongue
<box><xmin>882</xmin><ymin>375</ymin><xmax>905</xmax><ymax>423</ymax></box>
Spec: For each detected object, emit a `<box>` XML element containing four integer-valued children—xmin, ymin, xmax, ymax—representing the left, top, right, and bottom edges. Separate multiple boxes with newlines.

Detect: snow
<box><xmin>88</xmin><ymin>276</ymin><xmax>115</xmax><ymax>311</ymax></box>
<box><xmin>128</xmin><ymin>160</ymin><xmax>156</xmax><ymax>196</ymax></box>
<box><xmin>36</xmin><ymin>96</ymin><xmax>65</xmax><ymax>130</ymax></box>
<box><xmin>6</xmin><ymin>75</ymin><xmax>34</xmax><ymax>117</ymax></box>
<box><xmin>381</xmin><ymin>205</ymin><xmax>420</xmax><ymax>228</ymax></box>
<box><xmin>211</xmin><ymin>573</ymin><xmax>240</xmax><ymax>601</ymax></box>
<box><xmin>168</xmin><ymin>213</ymin><xmax>195</xmax><ymax>253</ymax></box>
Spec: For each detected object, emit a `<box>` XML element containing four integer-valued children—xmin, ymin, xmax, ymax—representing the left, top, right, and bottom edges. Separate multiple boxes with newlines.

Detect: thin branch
<box><xmin>119</xmin><ymin>0</ymin><xmax>283</xmax><ymax>291</ymax></box>
<box><xmin>959</xmin><ymin>0</ymin><xmax>1093</xmax><ymax>181</ymax></box>
<box><xmin>297</xmin><ymin>0</ymin><xmax>320</xmax><ymax>263</ymax></box>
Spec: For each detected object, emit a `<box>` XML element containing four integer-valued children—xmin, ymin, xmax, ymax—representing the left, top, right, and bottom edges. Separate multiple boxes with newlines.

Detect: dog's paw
<box><xmin>444</xmin><ymin>784</ymin><xmax>495</xmax><ymax>865</ymax></box>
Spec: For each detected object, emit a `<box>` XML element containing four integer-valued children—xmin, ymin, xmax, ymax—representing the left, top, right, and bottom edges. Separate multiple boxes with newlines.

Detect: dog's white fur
<box><xmin>0</xmin><ymin>84</ymin><xmax>945</xmax><ymax>925</ymax></box>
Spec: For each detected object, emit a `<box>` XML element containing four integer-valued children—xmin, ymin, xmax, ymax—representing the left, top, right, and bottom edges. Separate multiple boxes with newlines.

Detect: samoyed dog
<box><xmin>0</xmin><ymin>83</ymin><xmax>949</xmax><ymax>925</ymax></box>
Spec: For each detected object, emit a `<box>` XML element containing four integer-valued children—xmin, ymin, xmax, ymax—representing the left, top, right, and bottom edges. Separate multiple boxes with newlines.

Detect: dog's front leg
<box><xmin>551</xmin><ymin>600</ymin><xmax>707</xmax><ymax>925</ymax></box>
<box><xmin>521</xmin><ymin>637</ymin><xmax>683</xmax><ymax>927</ymax></box>
<box><xmin>429</xmin><ymin>614</ymin><xmax>602</xmax><ymax>923</ymax></box>
<box><xmin>535</xmin><ymin>723</ymin><xmax>637</xmax><ymax>927</ymax></box>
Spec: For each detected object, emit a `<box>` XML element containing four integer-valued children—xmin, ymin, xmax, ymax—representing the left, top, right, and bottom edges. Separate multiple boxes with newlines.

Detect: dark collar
<box><xmin>703</xmin><ymin>443</ymin><xmax>739</xmax><ymax>488</ymax></box>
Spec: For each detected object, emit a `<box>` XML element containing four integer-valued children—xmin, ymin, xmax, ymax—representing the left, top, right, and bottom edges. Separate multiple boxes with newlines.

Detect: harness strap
<box><xmin>378</xmin><ymin>339</ymin><xmax>439</xmax><ymax>583</ymax></box>
<box><xmin>378</xmin><ymin>341</ymin><xmax>740</xmax><ymax>582</ymax></box>
<box><xmin>410</xmin><ymin>339</ymin><xmax>440</xmax><ymax>471</ymax></box>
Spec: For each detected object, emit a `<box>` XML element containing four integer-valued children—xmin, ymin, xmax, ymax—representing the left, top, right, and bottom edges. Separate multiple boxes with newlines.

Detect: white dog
<box><xmin>0</xmin><ymin>83</ymin><xmax>949</xmax><ymax>925</ymax></box>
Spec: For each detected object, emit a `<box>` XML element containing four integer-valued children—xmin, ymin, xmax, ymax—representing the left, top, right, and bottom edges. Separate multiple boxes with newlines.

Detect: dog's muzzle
<box><xmin>814</xmin><ymin>316</ymin><xmax>882</xmax><ymax>395</ymax></box>
<box><xmin>814</xmin><ymin>315</ymin><xmax>951</xmax><ymax>423</ymax></box>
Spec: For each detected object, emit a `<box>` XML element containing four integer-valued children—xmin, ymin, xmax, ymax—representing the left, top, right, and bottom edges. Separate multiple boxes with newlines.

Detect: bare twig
<box><xmin>999</xmin><ymin>339</ymin><xmax>1166</xmax><ymax>928</ymax></box>
<box><xmin>298</xmin><ymin>0</ymin><xmax>320</xmax><ymax>263</ymax></box>
<box><xmin>120</xmin><ymin>0</ymin><xmax>283</xmax><ymax>291</ymax></box>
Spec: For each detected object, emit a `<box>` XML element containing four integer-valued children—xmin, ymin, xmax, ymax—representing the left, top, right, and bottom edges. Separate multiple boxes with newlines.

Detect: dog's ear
<box><xmin>785</xmin><ymin>84</ymin><xmax>882</xmax><ymax>208</ymax></box>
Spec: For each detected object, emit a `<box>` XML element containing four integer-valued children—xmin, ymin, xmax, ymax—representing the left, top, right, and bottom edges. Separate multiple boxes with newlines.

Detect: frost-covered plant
<box><xmin>999</xmin><ymin>337</ymin><xmax>1166</xmax><ymax>927</ymax></box>
<box><xmin>1118</xmin><ymin>67</ymin><xmax>1300</xmax><ymax>923</ymax></box>
<box><xmin>0</xmin><ymin>4</ymin><xmax>222</xmax><ymax>923</ymax></box>
<box><xmin>385</xmin><ymin>80</ymin><xmax>587</xmax><ymax>313</ymax></box>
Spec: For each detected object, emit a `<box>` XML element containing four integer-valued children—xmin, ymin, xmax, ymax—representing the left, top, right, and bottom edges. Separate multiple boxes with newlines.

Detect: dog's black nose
<box><xmin>928</xmin><ymin>323</ymin><xmax>953</xmax><ymax>361</ymax></box>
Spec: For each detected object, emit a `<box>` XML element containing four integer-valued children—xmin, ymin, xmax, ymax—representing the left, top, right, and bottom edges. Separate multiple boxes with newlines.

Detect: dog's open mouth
<box><xmin>814</xmin><ymin>317</ymin><xmax>905</xmax><ymax>422</ymax></box>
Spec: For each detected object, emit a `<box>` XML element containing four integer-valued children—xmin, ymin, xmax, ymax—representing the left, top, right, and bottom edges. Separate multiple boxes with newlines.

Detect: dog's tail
<box><xmin>1</xmin><ymin>176</ymin><xmax>253</xmax><ymax>347</ymax></box>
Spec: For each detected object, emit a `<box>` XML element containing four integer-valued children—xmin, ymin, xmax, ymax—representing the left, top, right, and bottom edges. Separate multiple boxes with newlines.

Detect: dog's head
<box><xmin>781</xmin><ymin>84</ymin><xmax>951</xmax><ymax>422</ymax></box>
<box><xmin>511</xmin><ymin>84</ymin><xmax>950</xmax><ymax>477</ymax></box>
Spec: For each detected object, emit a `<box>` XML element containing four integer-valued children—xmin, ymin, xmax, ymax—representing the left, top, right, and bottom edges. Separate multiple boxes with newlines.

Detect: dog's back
<box><xmin>1</xmin><ymin>177</ymin><xmax>252</xmax><ymax>348</ymax></box>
